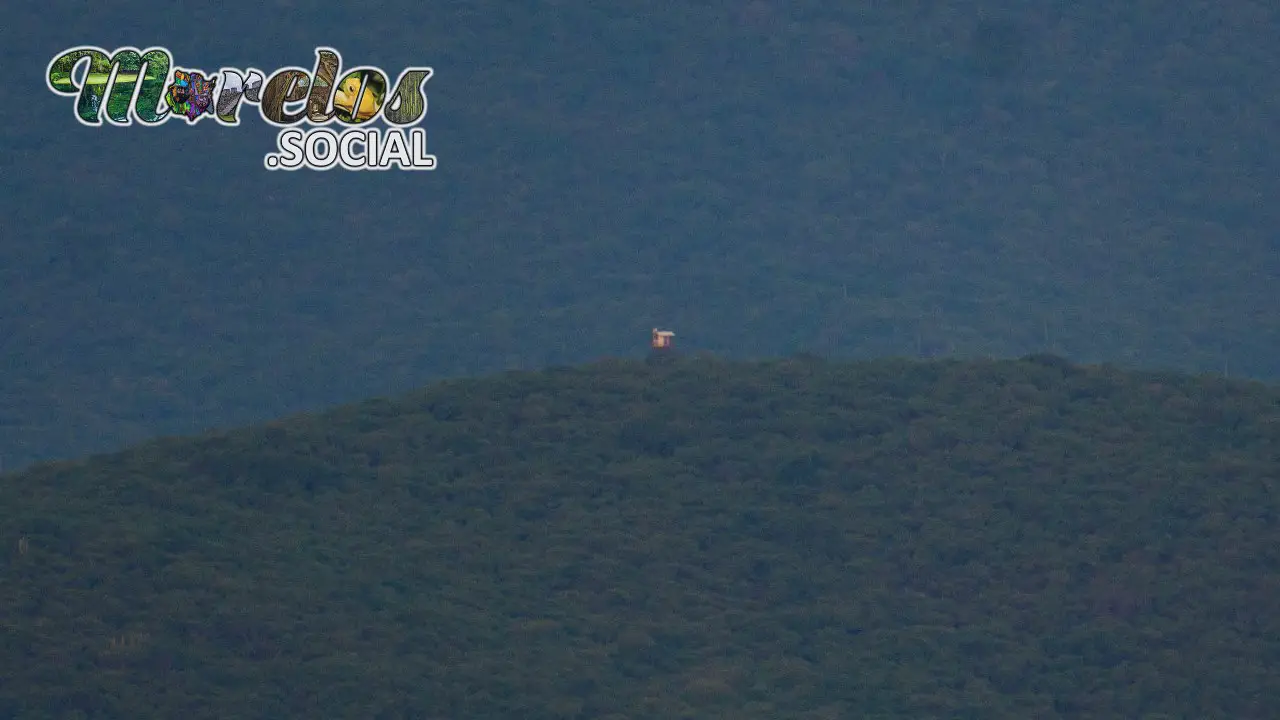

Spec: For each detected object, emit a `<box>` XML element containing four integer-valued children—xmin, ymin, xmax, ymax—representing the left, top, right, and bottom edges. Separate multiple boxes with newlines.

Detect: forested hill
<box><xmin>3</xmin><ymin>355</ymin><xmax>1279</xmax><ymax>718</ymax></box>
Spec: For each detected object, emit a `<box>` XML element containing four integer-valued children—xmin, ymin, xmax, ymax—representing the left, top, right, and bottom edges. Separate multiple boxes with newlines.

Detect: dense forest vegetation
<box><xmin>3</xmin><ymin>355</ymin><xmax>1278</xmax><ymax>718</ymax></box>
<box><xmin>3</xmin><ymin>1</ymin><xmax>1279</xmax><ymax>469</ymax></box>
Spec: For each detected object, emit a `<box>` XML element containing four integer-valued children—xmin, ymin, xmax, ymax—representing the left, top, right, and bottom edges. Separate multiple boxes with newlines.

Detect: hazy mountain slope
<box><xmin>2</xmin><ymin>1</ymin><xmax>1278</xmax><ymax>469</ymax></box>
<box><xmin>2</xmin><ymin>356</ymin><xmax>1278</xmax><ymax>718</ymax></box>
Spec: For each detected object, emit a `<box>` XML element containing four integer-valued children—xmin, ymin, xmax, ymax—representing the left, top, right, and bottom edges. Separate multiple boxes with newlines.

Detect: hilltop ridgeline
<box><xmin>2</xmin><ymin>355</ymin><xmax>1278</xmax><ymax>718</ymax></box>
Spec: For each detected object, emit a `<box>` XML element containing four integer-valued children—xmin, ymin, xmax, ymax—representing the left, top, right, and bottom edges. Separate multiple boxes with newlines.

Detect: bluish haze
<box><xmin>2</xmin><ymin>1</ymin><xmax>1277</xmax><ymax>469</ymax></box>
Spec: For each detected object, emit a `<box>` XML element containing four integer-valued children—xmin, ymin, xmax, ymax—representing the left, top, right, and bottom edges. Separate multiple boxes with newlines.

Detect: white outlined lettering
<box><xmin>47</xmin><ymin>46</ymin><xmax>435</xmax><ymax>170</ymax></box>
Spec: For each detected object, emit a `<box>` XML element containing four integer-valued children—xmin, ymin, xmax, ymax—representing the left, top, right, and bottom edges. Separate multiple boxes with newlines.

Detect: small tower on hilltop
<box><xmin>651</xmin><ymin>328</ymin><xmax>675</xmax><ymax>351</ymax></box>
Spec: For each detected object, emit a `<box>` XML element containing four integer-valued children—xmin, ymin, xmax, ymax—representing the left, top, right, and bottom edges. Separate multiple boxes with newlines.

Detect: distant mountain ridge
<box><xmin>3</xmin><ymin>2</ymin><xmax>1277</xmax><ymax>470</ymax></box>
